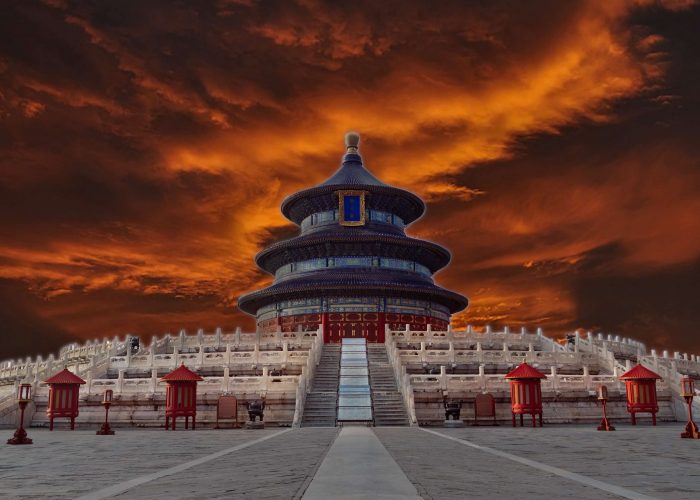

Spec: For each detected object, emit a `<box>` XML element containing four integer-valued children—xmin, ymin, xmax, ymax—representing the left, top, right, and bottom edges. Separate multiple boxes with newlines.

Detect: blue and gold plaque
<box><xmin>338</xmin><ymin>190</ymin><xmax>366</xmax><ymax>226</ymax></box>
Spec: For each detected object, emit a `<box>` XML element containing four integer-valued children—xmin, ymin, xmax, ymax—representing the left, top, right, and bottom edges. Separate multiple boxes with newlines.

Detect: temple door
<box><xmin>363</xmin><ymin>321</ymin><xmax>377</xmax><ymax>343</ymax></box>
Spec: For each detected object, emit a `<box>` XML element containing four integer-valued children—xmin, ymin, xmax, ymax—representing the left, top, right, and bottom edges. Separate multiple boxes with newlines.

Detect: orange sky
<box><xmin>1</xmin><ymin>0</ymin><xmax>699</xmax><ymax>359</ymax></box>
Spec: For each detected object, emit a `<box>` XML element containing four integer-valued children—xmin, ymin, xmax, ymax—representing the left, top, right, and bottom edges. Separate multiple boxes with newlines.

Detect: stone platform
<box><xmin>1</xmin><ymin>424</ymin><xmax>698</xmax><ymax>499</ymax></box>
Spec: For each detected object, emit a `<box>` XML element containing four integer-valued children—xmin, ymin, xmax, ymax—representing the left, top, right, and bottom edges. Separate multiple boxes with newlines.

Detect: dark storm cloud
<box><xmin>0</xmin><ymin>279</ymin><xmax>75</xmax><ymax>360</ymax></box>
<box><xmin>0</xmin><ymin>0</ymin><xmax>699</xmax><ymax>359</ymax></box>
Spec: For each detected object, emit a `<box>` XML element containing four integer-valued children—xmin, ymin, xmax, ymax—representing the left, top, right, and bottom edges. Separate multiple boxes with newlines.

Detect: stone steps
<box><xmin>302</xmin><ymin>345</ymin><xmax>340</xmax><ymax>427</ymax></box>
<box><xmin>367</xmin><ymin>345</ymin><xmax>409</xmax><ymax>426</ymax></box>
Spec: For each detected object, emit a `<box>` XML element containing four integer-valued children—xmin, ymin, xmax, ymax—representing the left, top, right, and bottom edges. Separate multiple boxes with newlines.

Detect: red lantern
<box><xmin>619</xmin><ymin>364</ymin><xmax>661</xmax><ymax>425</ymax></box>
<box><xmin>7</xmin><ymin>384</ymin><xmax>33</xmax><ymax>445</ymax></box>
<box><xmin>44</xmin><ymin>368</ymin><xmax>86</xmax><ymax>430</ymax></box>
<box><xmin>680</xmin><ymin>377</ymin><xmax>699</xmax><ymax>439</ymax></box>
<box><xmin>596</xmin><ymin>384</ymin><xmax>615</xmax><ymax>431</ymax></box>
<box><xmin>162</xmin><ymin>364</ymin><xmax>203</xmax><ymax>430</ymax></box>
<box><xmin>505</xmin><ymin>363</ymin><xmax>546</xmax><ymax>427</ymax></box>
<box><xmin>96</xmin><ymin>389</ymin><xmax>115</xmax><ymax>435</ymax></box>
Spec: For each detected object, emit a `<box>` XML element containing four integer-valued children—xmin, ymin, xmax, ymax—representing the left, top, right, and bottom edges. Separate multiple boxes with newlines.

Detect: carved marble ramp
<box><xmin>336</xmin><ymin>338</ymin><xmax>373</xmax><ymax>423</ymax></box>
<box><xmin>302</xmin><ymin>426</ymin><xmax>421</xmax><ymax>499</ymax></box>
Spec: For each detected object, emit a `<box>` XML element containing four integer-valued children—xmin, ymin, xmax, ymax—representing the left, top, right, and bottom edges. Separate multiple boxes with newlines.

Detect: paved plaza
<box><xmin>1</xmin><ymin>424</ymin><xmax>698</xmax><ymax>499</ymax></box>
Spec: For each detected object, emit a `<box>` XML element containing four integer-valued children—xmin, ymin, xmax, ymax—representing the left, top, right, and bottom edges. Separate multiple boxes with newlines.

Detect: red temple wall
<box><xmin>257</xmin><ymin>312</ymin><xmax>449</xmax><ymax>343</ymax></box>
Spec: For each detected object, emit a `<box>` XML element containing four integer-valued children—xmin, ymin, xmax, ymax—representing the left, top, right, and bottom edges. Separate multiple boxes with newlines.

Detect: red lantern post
<box><xmin>44</xmin><ymin>368</ymin><xmax>86</xmax><ymax>430</ymax></box>
<box><xmin>505</xmin><ymin>363</ymin><xmax>547</xmax><ymax>427</ymax></box>
<box><xmin>680</xmin><ymin>377</ymin><xmax>699</xmax><ymax>439</ymax></box>
<box><xmin>596</xmin><ymin>384</ymin><xmax>615</xmax><ymax>431</ymax></box>
<box><xmin>7</xmin><ymin>384</ymin><xmax>33</xmax><ymax>445</ymax></box>
<box><xmin>162</xmin><ymin>364</ymin><xmax>203</xmax><ymax>430</ymax></box>
<box><xmin>619</xmin><ymin>364</ymin><xmax>661</xmax><ymax>425</ymax></box>
<box><xmin>96</xmin><ymin>389</ymin><xmax>115</xmax><ymax>435</ymax></box>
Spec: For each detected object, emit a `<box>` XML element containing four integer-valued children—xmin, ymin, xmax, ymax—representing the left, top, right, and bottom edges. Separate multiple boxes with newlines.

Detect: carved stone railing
<box><xmin>293</xmin><ymin>329</ymin><xmax>323</xmax><ymax>427</ymax></box>
<box><xmin>1</xmin><ymin>327</ymin><xmax>320</xmax><ymax>383</ymax></box>
<box><xmin>108</xmin><ymin>345</ymin><xmax>311</xmax><ymax>371</ymax></box>
<box><xmin>408</xmin><ymin>371</ymin><xmax>625</xmax><ymax>394</ymax></box>
<box><xmin>385</xmin><ymin>330</ymin><xmax>417</xmax><ymax>426</ymax></box>
<box><xmin>396</xmin><ymin>347</ymin><xmax>600</xmax><ymax>368</ymax></box>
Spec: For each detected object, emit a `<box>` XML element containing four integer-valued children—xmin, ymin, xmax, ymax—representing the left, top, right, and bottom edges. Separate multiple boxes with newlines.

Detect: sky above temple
<box><xmin>1</xmin><ymin>0</ymin><xmax>699</xmax><ymax>360</ymax></box>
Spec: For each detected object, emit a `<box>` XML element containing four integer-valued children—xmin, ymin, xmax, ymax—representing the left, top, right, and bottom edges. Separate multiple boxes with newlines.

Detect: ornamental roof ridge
<box><xmin>504</xmin><ymin>362</ymin><xmax>547</xmax><ymax>379</ymax></box>
<box><xmin>280</xmin><ymin>133</ymin><xmax>425</xmax><ymax>225</ymax></box>
<box><xmin>619</xmin><ymin>364</ymin><xmax>661</xmax><ymax>380</ymax></box>
<box><xmin>43</xmin><ymin>368</ymin><xmax>86</xmax><ymax>385</ymax></box>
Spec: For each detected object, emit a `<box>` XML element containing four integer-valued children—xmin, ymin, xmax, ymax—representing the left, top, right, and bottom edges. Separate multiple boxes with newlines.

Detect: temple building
<box><xmin>238</xmin><ymin>133</ymin><xmax>468</xmax><ymax>342</ymax></box>
<box><xmin>1</xmin><ymin>133</ymin><xmax>696</xmax><ymax>432</ymax></box>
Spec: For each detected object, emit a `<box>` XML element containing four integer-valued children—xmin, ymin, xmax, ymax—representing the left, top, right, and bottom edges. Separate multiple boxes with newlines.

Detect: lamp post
<box><xmin>597</xmin><ymin>384</ymin><xmax>615</xmax><ymax>431</ymax></box>
<box><xmin>96</xmin><ymin>389</ymin><xmax>115</xmax><ymax>435</ymax></box>
<box><xmin>680</xmin><ymin>377</ymin><xmax>699</xmax><ymax>439</ymax></box>
<box><xmin>7</xmin><ymin>383</ymin><xmax>33</xmax><ymax>445</ymax></box>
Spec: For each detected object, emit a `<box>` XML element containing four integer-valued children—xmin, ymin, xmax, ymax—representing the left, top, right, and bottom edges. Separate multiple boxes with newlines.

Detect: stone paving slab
<box><xmin>2</xmin><ymin>424</ymin><xmax>699</xmax><ymax>499</ymax></box>
<box><xmin>0</xmin><ymin>428</ymin><xmax>283</xmax><ymax>499</ymax></box>
<box><xmin>303</xmin><ymin>427</ymin><xmax>421</xmax><ymax>499</ymax></box>
<box><xmin>439</xmin><ymin>423</ymin><xmax>700</xmax><ymax>499</ymax></box>
<box><xmin>374</xmin><ymin>427</ymin><xmax>617</xmax><ymax>499</ymax></box>
<box><xmin>115</xmin><ymin>428</ymin><xmax>337</xmax><ymax>499</ymax></box>
<box><xmin>376</xmin><ymin>424</ymin><xmax>700</xmax><ymax>500</ymax></box>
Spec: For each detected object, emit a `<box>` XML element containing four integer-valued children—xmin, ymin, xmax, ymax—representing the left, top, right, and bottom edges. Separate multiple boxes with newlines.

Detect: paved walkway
<box><xmin>303</xmin><ymin>427</ymin><xmax>420</xmax><ymax>499</ymax></box>
<box><xmin>1</xmin><ymin>424</ymin><xmax>698</xmax><ymax>499</ymax></box>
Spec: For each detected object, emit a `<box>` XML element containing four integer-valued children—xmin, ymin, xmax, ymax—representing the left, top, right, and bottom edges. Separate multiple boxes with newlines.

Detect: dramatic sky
<box><xmin>1</xmin><ymin>0</ymin><xmax>699</xmax><ymax>360</ymax></box>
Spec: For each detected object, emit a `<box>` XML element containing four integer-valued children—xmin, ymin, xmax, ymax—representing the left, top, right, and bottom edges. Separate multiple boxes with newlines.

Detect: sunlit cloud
<box><xmin>0</xmin><ymin>0</ymin><xmax>698</xmax><ymax>358</ymax></box>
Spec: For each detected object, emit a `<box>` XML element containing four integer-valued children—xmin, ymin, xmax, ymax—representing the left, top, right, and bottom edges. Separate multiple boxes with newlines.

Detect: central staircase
<box><xmin>301</xmin><ymin>344</ymin><xmax>340</xmax><ymax>427</ymax></box>
<box><xmin>301</xmin><ymin>342</ymin><xmax>410</xmax><ymax>426</ymax></box>
<box><xmin>368</xmin><ymin>344</ymin><xmax>410</xmax><ymax>426</ymax></box>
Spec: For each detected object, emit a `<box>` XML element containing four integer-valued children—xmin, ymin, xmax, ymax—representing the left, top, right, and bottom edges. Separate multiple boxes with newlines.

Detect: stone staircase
<box><xmin>302</xmin><ymin>344</ymin><xmax>340</xmax><ymax>427</ymax></box>
<box><xmin>368</xmin><ymin>345</ymin><xmax>409</xmax><ymax>426</ymax></box>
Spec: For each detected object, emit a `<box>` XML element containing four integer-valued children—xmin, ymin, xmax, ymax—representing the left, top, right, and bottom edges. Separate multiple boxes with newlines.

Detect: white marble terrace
<box><xmin>384</xmin><ymin>324</ymin><xmax>700</xmax><ymax>425</ymax></box>
<box><xmin>1</xmin><ymin>324</ymin><xmax>699</xmax><ymax>428</ymax></box>
<box><xmin>0</xmin><ymin>327</ymin><xmax>322</xmax><ymax>428</ymax></box>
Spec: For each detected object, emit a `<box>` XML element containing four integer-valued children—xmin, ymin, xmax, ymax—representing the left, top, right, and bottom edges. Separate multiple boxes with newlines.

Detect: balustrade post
<box><xmin>197</xmin><ymin>328</ymin><xmax>204</xmax><ymax>345</ymax></box>
<box><xmin>262</xmin><ymin>366</ymin><xmax>270</xmax><ymax>391</ymax></box>
<box><xmin>550</xmin><ymin>365</ymin><xmax>557</xmax><ymax>391</ymax></box>
<box><xmin>179</xmin><ymin>329</ymin><xmax>187</xmax><ymax>348</ymax></box>
<box><xmin>254</xmin><ymin>343</ymin><xmax>260</xmax><ymax>365</ymax></box>
<box><xmin>125</xmin><ymin>337</ymin><xmax>132</xmax><ymax>367</ymax></box>
<box><xmin>235</xmin><ymin>327</ymin><xmax>241</xmax><ymax>346</ymax></box>
<box><xmin>150</xmin><ymin>368</ymin><xmax>158</xmax><ymax>394</ymax></box>
<box><xmin>467</xmin><ymin>324</ymin><xmax>473</xmax><ymax>334</ymax></box>
<box><xmin>223</xmin><ymin>367</ymin><xmax>230</xmax><ymax>393</ymax></box>
<box><xmin>111</xmin><ymin>336</ymin><xmax>120</xmax><ymax>356</ymax></box>
<box><xmin>582</xmin><ymin>365</ymin><xmax>590</xmax><ymax>390</ymax></box>
<box><xmin>479</xmin><ymin>364</ymin><xmax>486</xmax><ymax>392</ymax></box>
<box><xmin>116</xmin><ymin>369</ymin><xmax>125</xmax><ymax>394</ymax></box>
<box><xmin>439</xmin><ymin>365</ymin><xmax>447</xmax><ymax>391</ymax></box>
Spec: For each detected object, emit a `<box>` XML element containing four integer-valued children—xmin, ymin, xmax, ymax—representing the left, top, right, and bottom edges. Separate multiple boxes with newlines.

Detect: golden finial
<box><xmin>345</xmin><ymin>131</ymin><xmax>360</xmax><ymax>154</ymax></box>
